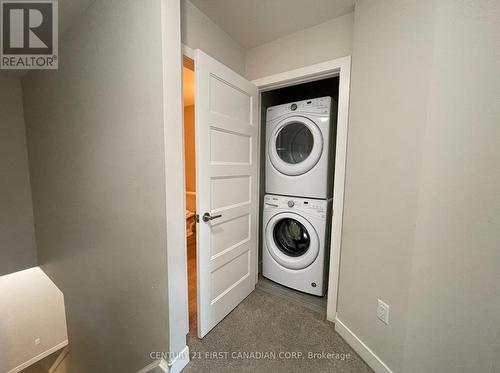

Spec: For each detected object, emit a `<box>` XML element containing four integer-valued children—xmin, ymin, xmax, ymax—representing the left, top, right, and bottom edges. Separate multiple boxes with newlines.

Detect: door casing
<box><xmin>252</xmin><ymin>56</ymin><xmax>351</xmax><ymax>322</ymax></box>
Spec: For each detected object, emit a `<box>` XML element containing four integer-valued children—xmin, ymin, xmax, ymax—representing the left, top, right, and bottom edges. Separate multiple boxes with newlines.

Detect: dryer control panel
<box><xmin>266</xmin><ymin>96</ymin><xmax>332</xmax><ymax>122</ymax></box>
<box><xmin>264</xmin><ymin>194</ymin><xmax>330</xmax><ymax>218</ymax></box>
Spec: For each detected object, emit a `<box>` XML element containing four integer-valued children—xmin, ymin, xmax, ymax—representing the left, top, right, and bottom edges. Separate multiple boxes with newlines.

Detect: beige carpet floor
<box><xmin>185</xmin><ymin>288</ymin><xmax>373</xmax><ymax>373</ymax></box>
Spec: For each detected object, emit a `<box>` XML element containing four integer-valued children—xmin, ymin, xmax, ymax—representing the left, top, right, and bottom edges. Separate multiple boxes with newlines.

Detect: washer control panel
<box><xmin>264</xmin><ymin>194</ymin><xmax>329</xmax><ymax>218</ymax></box>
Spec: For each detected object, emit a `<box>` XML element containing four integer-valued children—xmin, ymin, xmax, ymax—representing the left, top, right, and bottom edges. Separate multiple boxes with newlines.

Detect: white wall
<box><xmin>0</xmin><ymin>267</ymin><xmax>67</xmax><ymax>373</ymax></box>
<box><xmin>245</xmin><ymin>12</ymin><xmax>353</xmax><ymax>80</ymax></box>
<box><xmin>181</xmin><ymin>0</ymin><xmax>246</xmax><ymax>75</ymax></box>
<box><xmin>0</xmin><ymin>73</ymin><xmax>37</xmax><ymax>276</ymax></box>
<box><xmin>402</xmin><ymin>1</ymin><xmax>500</xmax><ymax>372</ymax></box>
<box><xmin>22</xmin><ymin>0</ymin><xmax>170</xmax><ymax>371</ymax></box>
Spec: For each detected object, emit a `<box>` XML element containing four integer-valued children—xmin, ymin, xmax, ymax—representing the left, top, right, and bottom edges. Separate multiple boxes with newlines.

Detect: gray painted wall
<box><xmin>402</xmin><ymin>1</ymin><xmax>500</xmax><ymax>372</ymax></box>
<box><xmin>22</xmin><ymin>0</ymin><xmax>169</xmax><ymax>371</ymax></box>
<box><xmin>338</xmin><ymin>1</ymin><xmax>500</xmax><ymax>372</ymax></box>
<box><xmin>0</xmin><ymin>73</ymin><xmax>37</xmax><ymax>276</ymax></box>
<box><xmin>181</xmin><ymin>0</ymin><xmax>246</xmax><ymax>75</ymax></box>
<box><xmin>245</xmin><ymin>12</ymin><xmax>354</xmax><ymax>80</ymax></box>
<box><xmin>337</xmin><ymin>1</ymin><xmax>435</xmax><ymax>370</ymax></box>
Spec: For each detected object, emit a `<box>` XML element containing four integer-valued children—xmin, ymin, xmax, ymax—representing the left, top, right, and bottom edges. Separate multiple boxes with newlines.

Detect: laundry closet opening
<box><xmin>258</xmin><ymin>76</ymin><xmax>340</xmax><ymax>310</ymax></box>
<box><xmin>179</xmin><ymin>48</ymin><xmax>348</xmax><ymax>342</ymax></box>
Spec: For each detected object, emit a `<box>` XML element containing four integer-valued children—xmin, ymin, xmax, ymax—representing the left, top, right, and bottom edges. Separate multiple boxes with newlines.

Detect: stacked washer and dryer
<box><xmin>262</xmin><ymin>97</ymin><xmax>335</xmax><ymax>296</ymax></box>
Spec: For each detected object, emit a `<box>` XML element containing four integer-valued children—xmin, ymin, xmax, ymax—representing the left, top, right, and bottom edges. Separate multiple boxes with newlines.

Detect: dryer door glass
<box><xmin>276</xmin><ymin>121</ymin><xmax>314</xmax><ymax>164</ymax></box>
<box><xmin>273</xmin><ymin>218</ymin><xmax>310</xmax><ymax>257</ymax></box>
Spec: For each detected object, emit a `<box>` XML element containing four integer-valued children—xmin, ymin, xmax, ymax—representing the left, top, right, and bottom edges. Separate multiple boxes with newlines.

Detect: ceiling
<box><xmin>189</xmin><ymin>0</ymin><xmax>355</xmax><ymax>49</ymax></box>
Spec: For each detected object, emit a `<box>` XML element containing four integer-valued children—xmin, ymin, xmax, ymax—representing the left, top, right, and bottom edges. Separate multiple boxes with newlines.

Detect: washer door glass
<box><xmin>276</xmin><ymin>122</ymin><xmax>314</xmax><ymax>164</ymax></box>
<box><xmin>265</xmin><ymin>212</ymin><xmax>319</xmax><ymax>270</ymax></box>
<box><xmin>273</xmin><ymin>218</ymin><xmax>310</xmax><ymax>257</ymax></box>
<box><xmin>269</xmin><ymin>116</ymin><xmax>323</xmax><ymax>176</ymax></box>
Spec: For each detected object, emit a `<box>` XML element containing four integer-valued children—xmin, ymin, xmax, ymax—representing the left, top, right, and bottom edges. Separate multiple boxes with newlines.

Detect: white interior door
<box><xmin>195</xmin><ymin>49</ymin><xmax>259</xmax><ymax>338</ymax></box>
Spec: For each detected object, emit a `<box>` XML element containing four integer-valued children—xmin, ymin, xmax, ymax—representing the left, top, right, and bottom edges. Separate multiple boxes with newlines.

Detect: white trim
<box><xmin>48</xmin><ymin>346</ymin><xmax>69</xmax><ymax>373</ymax></box>
<box><xmin>326</xmin><ymin>56</ymin><xmax>351</xmax><ymax>322</ymax></box>
<box><xmin>137</xmin><ymin>359</ymin><xmax>167</xmax><ymax>373</ymax></box>
<box><xmin>335</xmin><ymin>318</ymin><xmax>394</xmax><ymax>373</ymax></box>
<box><xmin>137</xmin><ymin>345</ymin><xmax>189</xmax><ymax>372</ymax></box>
<box><xmin>7</xmin><ymin>340</ymin><xmax>68</xmax><ymax>373</ymax></box>
<box><xmin>253</xmin><ymin>56</ymin><xmax>351</xmax><ymax>322</ymax></box>
<box><xmin>255</xmin><ymin>91</ymin><xmax>262</xmax><ymax>285</ymax></box>
<box><xmin>168</xmin><ymin>345</ymin><xmax>190</xmax><ymax>373</ymax></box>
<box><xmin>161</xmin><ymin>0</ymin><xmax>189</xmax><ymax>358</ymax></box>
<box><xmin>252</xmin><ymin>57</ymin><xmax>350</xmax><ymax>91</ymax></box>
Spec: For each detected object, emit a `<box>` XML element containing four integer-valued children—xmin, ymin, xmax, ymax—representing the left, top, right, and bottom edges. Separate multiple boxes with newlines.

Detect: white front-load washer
<box><xmin>262</xmin><ymin>194</ymin><xmax>331</xmax><ymax>296</ymax></box>
<box><xmin>265</xmin><ymin>97</ymin><xmax>335</xmax><ymax>199</ymax></box>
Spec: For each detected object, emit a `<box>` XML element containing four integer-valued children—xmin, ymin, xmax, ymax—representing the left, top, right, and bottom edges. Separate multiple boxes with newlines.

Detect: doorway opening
<box><xmin>257</xmin><ymin>77</ymin><xmax>340</xmax><ymax>312</ymax></box>
<box><xmin>182</xmin><ymin>55</ymin><xmax>197</xmax><ymax>338</ymax></box>
<box><xmin>176</xmin><ymin>48</ymin><xmax>350</xmax><ymax>345</ymax></box>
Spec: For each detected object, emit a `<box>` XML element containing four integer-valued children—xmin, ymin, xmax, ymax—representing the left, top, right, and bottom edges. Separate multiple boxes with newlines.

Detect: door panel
<box><xmin>195</xmin><ymin>49</ymin><xmax>259</xmax><ymax>338</ymax></box>
<box><xmin>210</xmin><ymin>129</ymin><xmax>251</xmax><ymax>164</ymax></box>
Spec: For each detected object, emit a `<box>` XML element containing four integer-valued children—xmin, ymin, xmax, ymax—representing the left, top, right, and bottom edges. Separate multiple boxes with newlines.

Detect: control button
<box><xmin>287</xmin><ymin>200</ymin><xmax>295</xmax><ymax>207</ymax></box>
<box><xmin>290</xmin><ymin>103</ymin><xmax>297</xmax><ymax>111</ymax></box>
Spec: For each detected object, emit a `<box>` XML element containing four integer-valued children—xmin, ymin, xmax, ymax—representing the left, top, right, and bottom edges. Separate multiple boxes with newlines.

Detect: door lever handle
<box><xmin>202</xmin><ymin>212</ymin><xmax>222</xmax><ymax>222</ymax></box>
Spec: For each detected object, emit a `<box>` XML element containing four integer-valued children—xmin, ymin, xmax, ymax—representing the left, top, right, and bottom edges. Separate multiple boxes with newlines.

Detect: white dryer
<box><xmin>265</xmin><ymin>97</ymin><xmax>335</xmax><ymax>199</ymax></box>
<box><xmin>262</xmin><ymin>194</ymin><xmax>331</xmax><ymax>296</ymax></box>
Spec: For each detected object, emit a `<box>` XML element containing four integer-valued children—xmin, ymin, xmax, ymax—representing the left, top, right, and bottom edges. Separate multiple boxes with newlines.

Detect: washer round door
<box><xmin>265</xmin><ymin>212</ymin><xmax>319</xmax><ymax>270</ymax></box>
<box><xmin>268</xmin><ymin>116</ymin><xmax>323</xmax><ymax>176</ymax></box>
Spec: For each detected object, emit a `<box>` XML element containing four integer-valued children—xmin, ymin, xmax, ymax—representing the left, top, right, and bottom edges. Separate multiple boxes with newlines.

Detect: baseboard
<box><xmin>48</xmin><ymin>346</ymin><xmax>69</xmax><ymax>373</ymax></box>
<box><xmin>138</xmin><ymin>346</ymin><xmax>189</xmax><ymax>373</ymax></box>
<box><xmin>335</xmin><ymin>318</ymin><xmax>394</xmax><ymax>373</ymax></box>
<box><xmin>168</xmin><ymin>345</ymin><xmax>189</xmax><ymax>373</ymax></box>
<box><xmin>137</xmin><ymin>359</ymin><xmax>167</xmax><ymax>373</ymax></box>
<box><xmin>7</xmin><ymin>339</ymin><xmax>68</xmax><ymax>373</ymax></box>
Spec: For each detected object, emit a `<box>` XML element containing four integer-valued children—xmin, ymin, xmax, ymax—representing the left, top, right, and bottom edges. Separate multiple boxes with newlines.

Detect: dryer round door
<box><xmin>265</xmin><ymin>212</ymin><xmax>319</xmax><ymax>270</ymax></box>
<box><xmin>268</xmin><ymin>116</ymin><xmax>323</xmax><ymax>176</ymax></box>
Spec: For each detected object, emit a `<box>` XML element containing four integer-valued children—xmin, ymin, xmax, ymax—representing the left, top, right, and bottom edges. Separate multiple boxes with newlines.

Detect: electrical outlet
<box><xmin>34</xmin><ymin>337</ymin><xmax>41</xmax><ymax>346</ymax></box>
<box><xmin>377</xmin><ymin>299</ymin><xmax>390</xmax><ymax>324</ymax></box>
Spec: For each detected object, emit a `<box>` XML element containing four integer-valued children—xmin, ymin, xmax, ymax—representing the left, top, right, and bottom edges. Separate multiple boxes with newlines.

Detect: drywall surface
<box><xmin>0</xmin><ymin>267</ymin><xmax>68</xmax><ymax>373</ymax></box>
<box><xmin>0</xmin><ymin>73</ymin><xmax>37</xmax><ymax>276</ymax></box>
<box><xmin>181</xmin><ymin>0</ymin><xmax>245</xmax><ymax>75</ymax></box>
<box><xmin>402</xmin><ymin>1</ymin><xmax>500</xmax><ymax>372</ymax></box>
<box><xmin>338</xmin><ymin>1</ymin><xmax>500</xmax><ymax>372</ymax></box>
<box><xmin>245</xmin><ymin>12</ymin><xmax>353</xmax><ymax>80</ymax></box>
<box><xmin>336</xmin><ymin>0</ymin><xmax>435</xmax><ymax>371</ymax></box>
<box><xmin>22</xmin><ymin>0</ymin><xmax>169</xmax><ymax>372</ymax></box>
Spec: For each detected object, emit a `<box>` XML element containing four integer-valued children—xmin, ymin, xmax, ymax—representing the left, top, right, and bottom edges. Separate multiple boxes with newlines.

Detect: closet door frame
<box><xmin>252</xmin><ymin>56</ymin><xmax>352</xmax><ymax>322</ymax></box>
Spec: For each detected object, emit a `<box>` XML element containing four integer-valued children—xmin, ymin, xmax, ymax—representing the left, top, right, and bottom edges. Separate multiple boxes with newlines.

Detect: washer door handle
<box><xmin>202</xmin><ymin>212</ymin><xmax>222</xmax><ymax>222</ymax></box>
